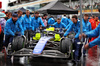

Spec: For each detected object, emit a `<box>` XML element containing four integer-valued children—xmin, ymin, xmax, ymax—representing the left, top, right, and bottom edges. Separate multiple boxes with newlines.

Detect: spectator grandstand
<box><xmin>64</xmin><ymin>0</ymin><xmax>100</xmax><ymax>9</ymax></box>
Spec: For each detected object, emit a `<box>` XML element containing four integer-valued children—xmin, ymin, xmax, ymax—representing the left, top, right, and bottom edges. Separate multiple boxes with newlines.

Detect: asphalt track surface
<box><xmin>0</xmin><ymin>52</ymin><xmax>77</xmax><ymax>66</ymax></box>
<box><xmin>0</xmin><ymin>51</ymin><xmax>99</xmax><ymax>66</ymax></box>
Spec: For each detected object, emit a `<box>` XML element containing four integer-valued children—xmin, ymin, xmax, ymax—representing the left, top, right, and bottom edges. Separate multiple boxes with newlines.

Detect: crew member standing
<box><xmin>87</xmin><ymin>16</ymin><xmax>100</xmax><ymax>66</ymax></box>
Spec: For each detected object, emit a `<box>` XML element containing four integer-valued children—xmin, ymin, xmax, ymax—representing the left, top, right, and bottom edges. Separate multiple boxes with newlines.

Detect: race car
<box><xmin>6</xmin><ymin>27</ymin><xmax>75</xmax><ymax>59</ymax></box>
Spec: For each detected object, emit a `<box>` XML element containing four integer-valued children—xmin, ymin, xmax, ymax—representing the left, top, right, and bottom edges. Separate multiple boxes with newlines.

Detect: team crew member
<box><xmin>87</xmin><ymin>16</ymin><xmax>100</xmax><ymax>66</ymax></box>
<box><xmin>48</xmin><ymin>16</ymin><xmax>55</xmax><ymax>25</ymax></box>
<box><xmin>32</xmin><ymin>11</ymin><xmax>45</xmax><ymax>31</ymax></box>
<box><xmin>82</xmin><ymin>14</ymin><xmax>92</xmax><ymax>33</ymax></box>
<box><xmin>17</xmin><ymin>10</ymin><xmax>23</xmax><ymax>25</ymax></box>
<box><xmin>65</xmin><ymin>20</ymin><xmax>73</xmax><ymax>30</ymax></box>
<box><xmin>53</xmin><ymin>18</ymin><xmax>66</xmax><ymax>28</ymax></box>
<box><xmin>61</xmin><ymin>14</ymin><xmax>70</xmax><ymax>26</ymax></box>
<box><xmin>63</xmin><ymin>15</ymin><xmax>81</xmax><ymax>61</ymax></box>
<box><xmin>64</xmin><ymin>16</ymin><xmax>73</xmax><ymax>30</ymax></box>
<box><xmin>89</xmin><ymin>16</ymin><xmax>100</xmax><ymax>46</ymax></box>
<box><xmin>82</xmin><ymin>14</ymin><xmax>92</xmax><ymax>56</ymax></box>
<box><xmin>79</xmin><ymin>23</ymin><xmax>100</xmax><ymax>49</ymax></box>
<box><xmin>23</xmin><ymin>10</ymin><xmax>33</xmax><ymax>41</ymax></box>
<box><xmin>17</xmin><ymin>10</ymin><xmax>23</xmax><ymax>31</ymax></box>
<box><xmin>23</xmin><ymin>10</ymin><xmax>33</xmax><ymax>31</ymax></box>
<box><xmin>4</xmin><ymin>13</ymin><xmax>24</xmax><ymax>47</ymax></box>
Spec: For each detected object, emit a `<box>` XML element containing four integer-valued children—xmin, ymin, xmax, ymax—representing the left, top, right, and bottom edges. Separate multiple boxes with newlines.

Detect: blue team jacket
<box><xmin>85</xmin><ymin>24</ymin><xmax>100</xmax><ymax>47</ymax></box>
<box><xmin>18</xmin><ymin>16</ymin><xmax>23</xmax><ymax>31</ymax></box>
<box><xmin>4</xmin><ymin>18</ymin><xmax>24</xmax><ymax>36</ymax></box>
<box><xmin>61</xmin><ymin>17</ymin><xmax>70</xmax><ymax>26</ymax></box>
<box><xmin>82</xmin><ymin>19</ymin><xmax>92</xmax><ymax>33</ymax></box>
<box><xmin>48</xmin><ymin>18</ymin><xmax>55</xmax><ymax>25</ymax></box>
<box><xmin>22</xmin><ymin>15</ymin><xmax>32</xmax><ymax>31</ymax></box>
<box><xmin>31</xmin><ymin>17</ymin><xmax>45</xmax><ymax>30</ymax></box>
<box><xmin>53</xmin><ymin>22</ymin><xmax>66</xmax><ymax>28</ymax></box>
<box><xmin>65</xmin><ymin>20</ymin><xmax>73</xmax><ymax>29</ymax></box>
<box><xmin>64</xmin><ymin>21</ymin><xmax>80</xmax><ymax>38</ymax></box>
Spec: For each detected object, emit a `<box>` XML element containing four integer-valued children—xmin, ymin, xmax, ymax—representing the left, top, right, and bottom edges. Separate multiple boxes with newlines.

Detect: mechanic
<box><xmin>82</xmin><ymin>14</ymin><xmax>92</xmax><ymax>33</ymax></box>
<box><xmin>64</xmin><ymin>16</ymin><xmax>73</xmax><ymax>30</ymax></box>
<box><xmin>82</xmin><ymin>14</ymin><xmax>92</xmax><ymax>56</ymax></box>
<box><xmin>63</xmin><ymin>15</ymin><xmax>81</xmax><ymax>61</ymax></box>
<box><xmin>17</xmin><ymin>10</ymin><xmax>23</xmax><ymax>31</ymax></box>
<box><xmin>48</xmin><ymin>16</ymin><xmax>55</xmax><ymax>26</ymax></box>
<box><xmin>23</xmin><ymin>10</ymin><xmax>33</xmax><ymax>41</ymax></box>
<box><xmin>4</xmin><ymin>13</ymin><xmax>24</xmax><ymax>48</ymax></box>
<box><xmin>31</xmin><ymin>11</ymin><xmax>45</xmax><ymax>31</ymax></box>
<box><xmin>53</xmin><ymin>18</ymin><xmax>66</xmax><ymax>28</ymax></box>
<box><xmin>17</xmin><ymin>10</ymin><xmax>23</xmax><ymax>25</ymax></box>
<box><xmin>65</xmin><ymin>19</ymin><xmax>73</xmax><ymax>30</ymax></box>
<box><xmin>86</xmin><ymin>16</ymin><xmax>100</xmax><ymax>66</ymax></box>
<box><xmin>79</xmin><ymin>23</ymin><xmax>100</xmax><ymax>50</ymax></box>
<box><xmin>22</xmin><ymin>10</ymin><xmax>33</xmax><ymax>31</ymax></box>
<box><xmin>61</xmin><ymin>14</ymin><xmax>70</xmax><ymax>26</ymax></box>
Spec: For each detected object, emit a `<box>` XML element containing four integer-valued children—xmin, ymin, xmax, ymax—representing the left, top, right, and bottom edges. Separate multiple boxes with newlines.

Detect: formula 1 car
<box><xmin>6</xmin><ymin>27</ymin><xmax>75</xmax><ymax>59</ymax></box>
